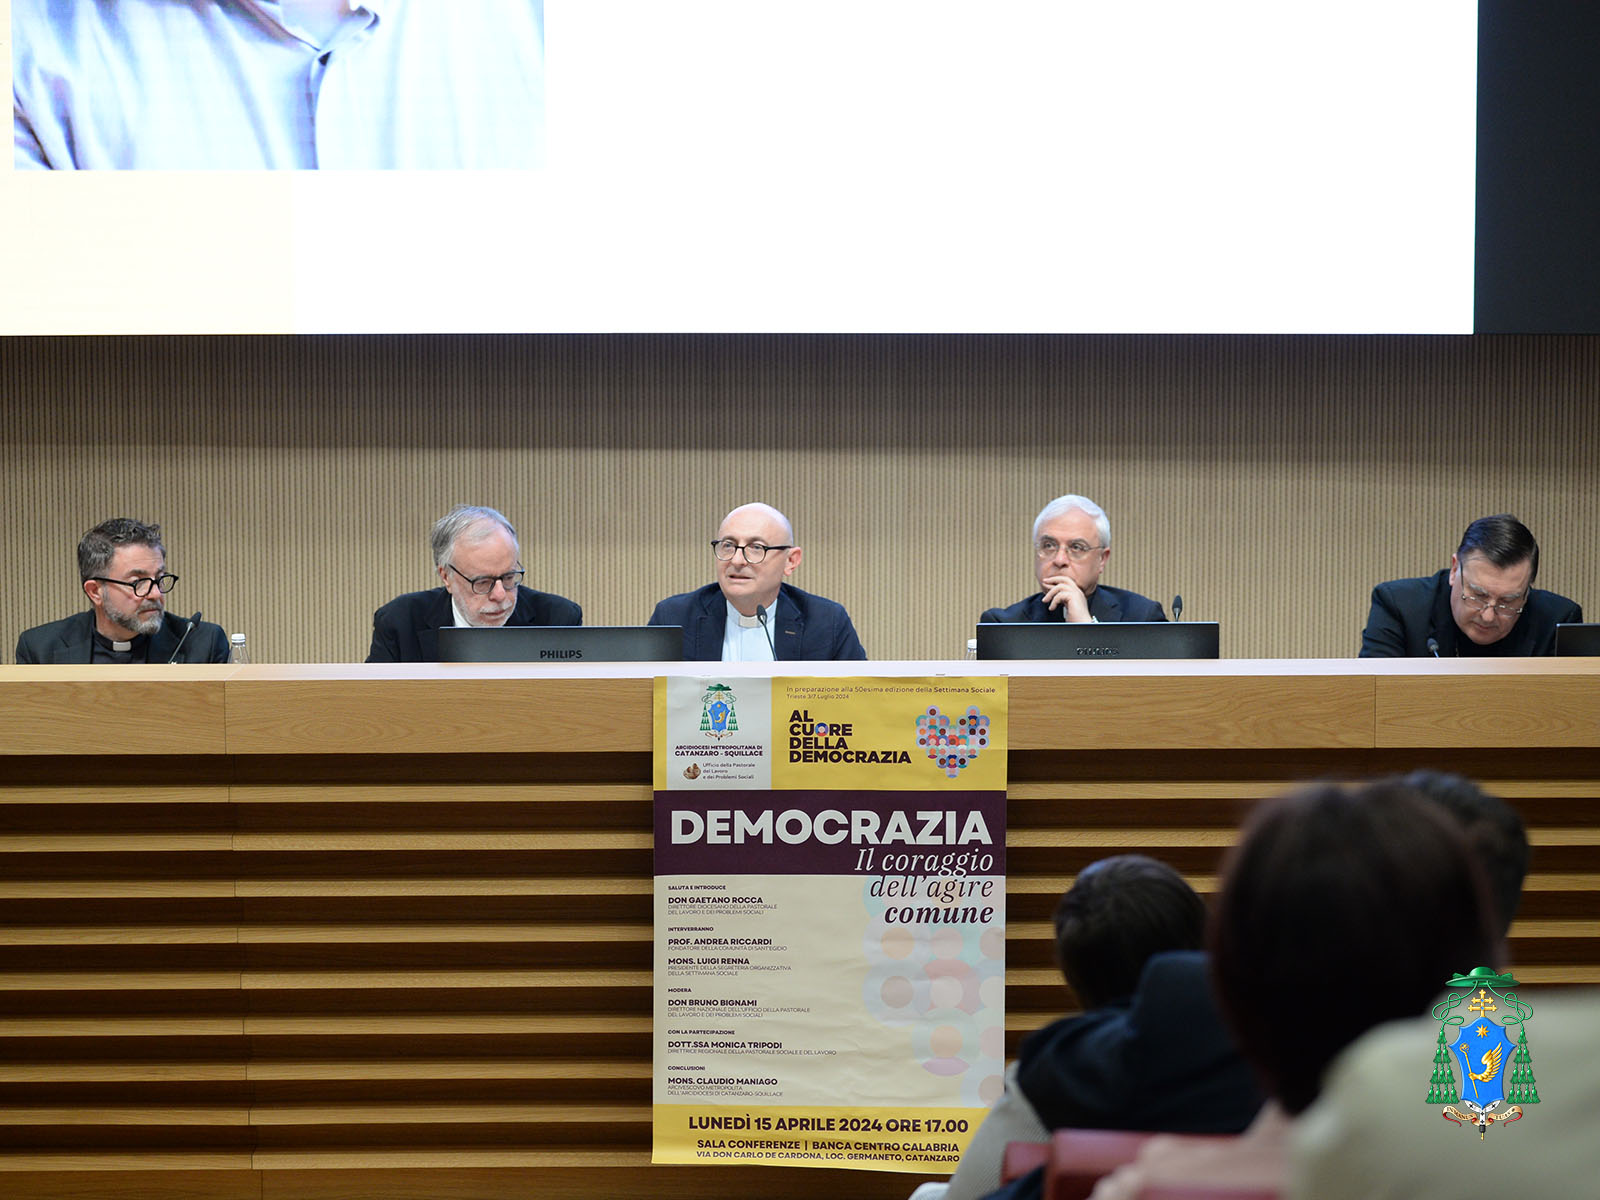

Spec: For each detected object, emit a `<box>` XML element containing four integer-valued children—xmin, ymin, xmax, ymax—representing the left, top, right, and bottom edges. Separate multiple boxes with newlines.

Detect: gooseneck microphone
<box><xmin>167</xmin><ymin>612</ymin><xmax>203</xmax><ymax>664</ymax></box>
<box><xmin>755</xmin><ymin>604</ymin><xmax>777</xmax><ymax>660</ymax></box>
<box><xmin>1172</xmin><ymin>595</ymin><xmax>1183</xmax><ymax>622</ymax></box>
<box><xmin>1427</xmin><ymin>636</ymin><xmax>1441</xmax><ymax>658</ymax></box>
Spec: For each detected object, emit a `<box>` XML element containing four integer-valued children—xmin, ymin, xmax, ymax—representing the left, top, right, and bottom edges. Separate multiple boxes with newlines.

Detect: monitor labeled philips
<box><xmin>436</xmin><ymin>625</ymin><xmax>683</xmax><ymax>663</ymax></box>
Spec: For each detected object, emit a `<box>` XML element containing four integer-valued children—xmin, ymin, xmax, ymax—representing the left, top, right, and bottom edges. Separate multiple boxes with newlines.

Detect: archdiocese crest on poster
<box><xmin>653</xmin><ymin>676</ymin><xmax>1007</xmax><ymax>1175</ymax></box>
<box><xmin>1426</xmin><ymin>966</ymin><xmax>1540</xmax><ymax>1138</ymax></box>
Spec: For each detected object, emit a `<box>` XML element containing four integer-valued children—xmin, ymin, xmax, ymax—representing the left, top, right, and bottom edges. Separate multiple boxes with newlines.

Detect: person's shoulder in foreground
<box><xmin>1292</xmin><ymin>989</ymin><xmax>1600</xmax><ymax>1200</ymax></box>
<box><xmin>1360</xmin><ymin>514</ymin><xmax>1581</xmax><ymax>657</ymax></box>
<box><xmin>980</xmin><ymin>495</ymin><xmax>1165</xmax><ymax>625</ymax></box>
<box><xmin>366</xmin><ymin>506</ymin><xmax>580</xmax><ymax>663</ymax></box>
<box><xmin>646</xmin><ymin>502</ymin><xmax>864</xmax><ymax>661</ymax></box>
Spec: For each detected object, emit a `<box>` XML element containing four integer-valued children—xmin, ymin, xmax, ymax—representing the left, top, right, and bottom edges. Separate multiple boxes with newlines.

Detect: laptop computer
<box><xmin>974</xmin><ymin>621</ymin><xmax>1220</xmax><ymax>660</ymax></box>
<box><xmin>436</xmin><ymin>625</ymin><xmax>684</xmax><ymax>663</ymax></box>
<box><xmin>1554</xmin><ymin>623</ymin><xmax>1600</xmax><ymax>657</ymax></box>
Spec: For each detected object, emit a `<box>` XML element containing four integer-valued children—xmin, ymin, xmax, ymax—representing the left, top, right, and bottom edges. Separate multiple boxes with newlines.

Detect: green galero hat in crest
<box><xmin>1427</xmin><ymin>965</ymin><xmax>1539</xmax><ymax>1139</ymax></box>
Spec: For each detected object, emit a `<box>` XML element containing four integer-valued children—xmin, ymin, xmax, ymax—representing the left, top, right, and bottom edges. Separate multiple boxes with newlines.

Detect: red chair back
<box><xmin>1001</xmin><ymin>1139</ymin><xmax>1050</xmax><ymax>1183</ymax></box>
<box><xmin>1043</xmin><ymin>1128</ymin><xmax>1156</xmax><ymax>1200</ymax></box>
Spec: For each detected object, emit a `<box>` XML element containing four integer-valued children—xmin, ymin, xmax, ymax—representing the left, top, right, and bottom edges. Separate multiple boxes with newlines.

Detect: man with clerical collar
<box><xmin>648</xmin><ymin>502</ymin><xmax>866</xmax><ymax>662</ymax></box>
<box><xmin>1360</xmin><ymin>513</ymin><xmax>1582</xmax><ymax>657</ymax></box>
<box><xmin>366</xmin><ymin>505</ymin><xmax>581</xmax><ymax>663</ymax></box>
<box><xmin>981</xmin><ymin>494</ymin><xmax>1167</xmax><ymax>625</ymax></box>
<box><xmin>14</xmin><ymin>518</ymin><xmax>230</xmax><ymax>664</ymax></box>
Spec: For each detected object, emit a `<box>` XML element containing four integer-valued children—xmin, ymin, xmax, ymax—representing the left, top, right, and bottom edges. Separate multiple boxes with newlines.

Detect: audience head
<box><xmin>712</xmin><ymin>502</ymin><xmax>802</xmax><ymax>617</ymax></box>
<box><xmin>1032</xmin><ymin>494</ymin><xmax>1112</xmax><ymax>598</ymax></box>
<box><xmin>1401</xmin><ymin>769</ymin><xmax>1529</xmax><ymax>938</ymax></box>
<box><xmin>431</xmin><ymin>505</ymin><xmax>524</xmax><ymax>628</ymax></box>
<box><xmin>1210</xmin><ymin>779</ymin><xmax>1499</xmax><ymax>1115</ymax></box>
<box><xmin>1448</xmin><ymin>514</ymin><xmax>1539</xmax><ymax>647</ymax></box>
<box><xmin>77</xmin><ymin>518</ymin><xmax>173</xmax><ymax>640</ymax></box>
<box><xmin>1053</xmin><ymin>854</ymin><xmax>1206</xmax><ymax>1010</ymax></box>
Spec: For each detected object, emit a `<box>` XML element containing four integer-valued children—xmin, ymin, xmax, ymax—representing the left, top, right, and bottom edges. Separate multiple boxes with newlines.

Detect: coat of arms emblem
<box><xmin>1427</xmin><ymin>966</ymin><xmax>1540</xmax><ymax>1138</ymax></box>
<box><xmin>699</xmin><ymin>684</ymin><xmax>739</xmax><ymax>739</ymax></box>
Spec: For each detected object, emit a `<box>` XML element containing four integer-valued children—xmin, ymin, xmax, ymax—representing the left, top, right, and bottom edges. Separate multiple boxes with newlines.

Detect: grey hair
<box><xmin>78</xmin><ymin>518</ymin><xmax>164</xmax><ymax>582</ymax></box>
<box><xmin>1032</xmin><ymin>495</ymin><xmax>1111</xmax><ymax>548</ymax></box>
<box><xmin>431</xmin><ymin>505</ymin><xmax>518</xmax><ymax>568</ymax></box>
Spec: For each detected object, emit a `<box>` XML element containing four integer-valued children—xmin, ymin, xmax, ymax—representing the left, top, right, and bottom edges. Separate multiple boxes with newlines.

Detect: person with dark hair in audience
<box><xmin>367</xmin><ymin>505</ymin><xmax>580</xmax><ymax>663</ymax></box>
<box><xmin>1360</xmin><ymin>513</ymin><xmax>1581</xmax><ymax>657</ymax></box>
<box><xmin>1083</xmin><ymin>780</ymin><xmax>1500</xmax><ymax>1200</ymax></box>
<box><xmin>914</xmin><ymin>856</ymin><xmax>1262</xmax><ymax>1200</ymax></box>
<box><xmin>1402</xmin><ymin>768</ymin><xmax>1529</xmax><ymax>938</ymax></box>
<box><xmin>981</xmin><ymin>495</ymin><xmax>1166</xmax><ymax>625</ymax></box>
<box><xmin>15</xmin><ymin>518</ymin><xmax>229</xmax><ymax>664</ymax></box>
<box><xmin>1294</xmin><ymin>773</ymin><xmax>1590</xmax><ymax>1199</ymax></box>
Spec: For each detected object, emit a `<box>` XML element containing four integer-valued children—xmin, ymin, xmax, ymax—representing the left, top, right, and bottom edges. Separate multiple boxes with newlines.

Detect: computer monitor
<box><xmin>974</xmin><ymin>621</ymin><xmax>1220</xmax><ymax>661</ymax></box>
<box><xmin>1554</xmin><ymin>624</ymin><xmax>1600</xmax><ymax>657</ymax></box>
<box><xmin>436</xmin><ymin>625</ymin><xmax>684</xmax><ymax>663</ymax></box>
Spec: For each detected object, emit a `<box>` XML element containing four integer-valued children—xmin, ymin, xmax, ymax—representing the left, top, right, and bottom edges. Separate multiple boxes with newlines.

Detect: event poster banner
<box><xmin>652</xmin><ymin>677</ymin><xmax>1007</xmax><ymax>1173</ymax></box>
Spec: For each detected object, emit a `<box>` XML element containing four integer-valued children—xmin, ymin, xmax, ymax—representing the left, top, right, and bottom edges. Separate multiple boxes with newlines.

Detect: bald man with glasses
<box><xmin>15</xmin><ymin>517</ymin><xmax>230</xmax><ymax>664</ymax></box>
<box><xmin>366</xmin><ymin>505</ymin><xmax>581</xmax><ymax>663</ymax></box>
<box><xmin>1360</xmin><ymin>513</ymin><xmax>1582</xmax><ymax>657</ymax></box>
<box><xmin>647</xmin><ymin>502</ymin><xmax>866</xmax><ymax>662</ymax></box>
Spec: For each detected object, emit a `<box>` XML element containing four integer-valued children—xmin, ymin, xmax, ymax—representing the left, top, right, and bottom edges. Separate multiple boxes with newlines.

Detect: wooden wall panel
<box><xmin>3</xmin><ymin>335</ymin><xmax>1597</xmax><ymax>664</ymax></box>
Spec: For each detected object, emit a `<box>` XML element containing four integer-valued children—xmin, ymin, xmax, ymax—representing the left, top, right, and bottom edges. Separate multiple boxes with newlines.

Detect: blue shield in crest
<box><xmin>1453</xmin><ymin>1018</ymin><xmax>1515</xmax><ymax>1111</ymax></box>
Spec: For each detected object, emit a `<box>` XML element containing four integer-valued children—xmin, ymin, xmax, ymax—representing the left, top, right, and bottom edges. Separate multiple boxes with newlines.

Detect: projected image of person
<box><xmin>13</xmin><ymin>1</ymin><xmax>546</xmax><ymax>170</ymax></box>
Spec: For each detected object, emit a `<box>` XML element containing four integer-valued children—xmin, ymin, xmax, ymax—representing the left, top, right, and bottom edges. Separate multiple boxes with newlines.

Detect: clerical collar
<box><xmin>90</xmin><ymin>629</ymin><xmax>149</xmax><ymax>664</ymax></box>
<box><xmin>734</xmin><ymin>611</ymin><xmax>764</xmax><ymax>628</ymax></box>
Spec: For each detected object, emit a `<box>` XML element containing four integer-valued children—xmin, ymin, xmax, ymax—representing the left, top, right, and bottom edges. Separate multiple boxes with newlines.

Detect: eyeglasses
<box><xmin>1034</xmin><ymin>538</ymin><xmax>1104</xmax><ymax>561</ymax></box>
<box><xmin>712</xmin><ymin>539</ymin><xmax>793</xmax><ymax>564</ymax></box>
<box><xmin>446</xmin><ymin>563</ymin><xmax>525</xmax><ymax>595</ymax></box>
<box><xmin>1458</xmin><ymin>572</ymin><xmax>1525</xmax><ymax>616</ymax></box>
<box><xmin>89</xmin><ymin>573</ymin><xmax>177</xmax><ymax>597</ymax></box>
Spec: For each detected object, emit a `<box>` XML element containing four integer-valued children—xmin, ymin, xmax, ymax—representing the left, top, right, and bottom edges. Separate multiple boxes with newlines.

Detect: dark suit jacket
<box><xmin>366</xmin><ymin>585</ymin><xmax>582</xmax><ymax>663</ymax></box>
<box><xmin>1015</xmin><ymin>950</ymin><xmax>1263</xmax><ymax>1134</ymax></box>
<box><xmin>15</xmin><ymin>610</ymin><xmax>230</xmax><ymax>664</ymax></box>
<box><xmin>646</xmin><ymin>582</ymin><xmax>866</xmax><ymax>662</ymax></box>
<box><xmin>980</xmin><ymin>584</ymin><xmax>1167</xmax><ymax>624</ymax></box>
<box><xmin>1360</xmin><ymin>569</ymin><xmax>1582</xmax><ymax>657</ymax></box>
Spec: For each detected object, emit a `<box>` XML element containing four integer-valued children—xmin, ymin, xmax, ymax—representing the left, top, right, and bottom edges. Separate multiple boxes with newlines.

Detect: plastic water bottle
<box><xmin>230</xmin><ymin>633</ymin><xmax>250</xmax><ymax>664</ymax></box>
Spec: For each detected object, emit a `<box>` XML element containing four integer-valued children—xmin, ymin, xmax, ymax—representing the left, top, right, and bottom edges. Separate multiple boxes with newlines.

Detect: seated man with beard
<box><xmin>15</xmin><ymin>517</ymin><xmax>229</xmax><ymax>664</ymax></box>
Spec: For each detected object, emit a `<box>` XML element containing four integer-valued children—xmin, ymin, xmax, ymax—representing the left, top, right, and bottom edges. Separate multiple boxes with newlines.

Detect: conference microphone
<box><xmin>167</xmin><ymin>612</ymin><xmax>203</xmax><ymax>664</ymax></box>
<box><xmin>755</xmin><ymin>604</ymin><xmax>777</xmax><ymax>660</ymax></box>
<box><xmin>1172</xmin><ymin>595</ymin><xmax>1183</xmax><ymax>622</ymax></box>
<box><xmin>1427</xmin><ymin>636</ymin><xmax>1441</xmax><ymax>658</ymax></box>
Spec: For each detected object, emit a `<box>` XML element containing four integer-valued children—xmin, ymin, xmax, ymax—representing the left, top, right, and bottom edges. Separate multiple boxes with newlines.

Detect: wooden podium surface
<box><xmin>2</xmin><ymin>661</ymin><xmax>1597</xmax><ymax>1199</ymax></box>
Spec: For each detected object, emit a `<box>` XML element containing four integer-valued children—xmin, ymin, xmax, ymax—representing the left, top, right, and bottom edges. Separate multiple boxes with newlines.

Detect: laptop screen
<box><xmin>975</xmin><ymin>621</ymin><xmax>1220</xmax><ymax>661</ymax></box>
<box><xmin>436</xmin><ymin>625</ymin><xmax>684</xmax><ymax>663</ymax></box>
<box><xmin>1554</xmin><ymin>624</ymin><xmax>1600</xmax><ymax>657</ymax></box>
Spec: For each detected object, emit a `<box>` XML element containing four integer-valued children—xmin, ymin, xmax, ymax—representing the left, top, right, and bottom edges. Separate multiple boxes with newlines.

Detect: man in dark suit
<box><xmin>1360</xmin><ymin>513</ymin><xmax>1582</xmax><ymax>657</ymax></box>
<box><xmin>366</xmin><ymin>505</ymin><xmax>581</xmax><ymax>663</ymax></box>
<box><xmin>15</xmin><ymin>517</ymin><xmax>230</xmax><ymax>664</ymax></box>
<box><xmin>981</xmin><ymin>494</ymin><xmax>1166</xmax><ymax>625</ymax></box>
<box><xmin>647</xmin><ymin>502</ymin><xmax>865</xmax><ymax>662</ymax></box>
